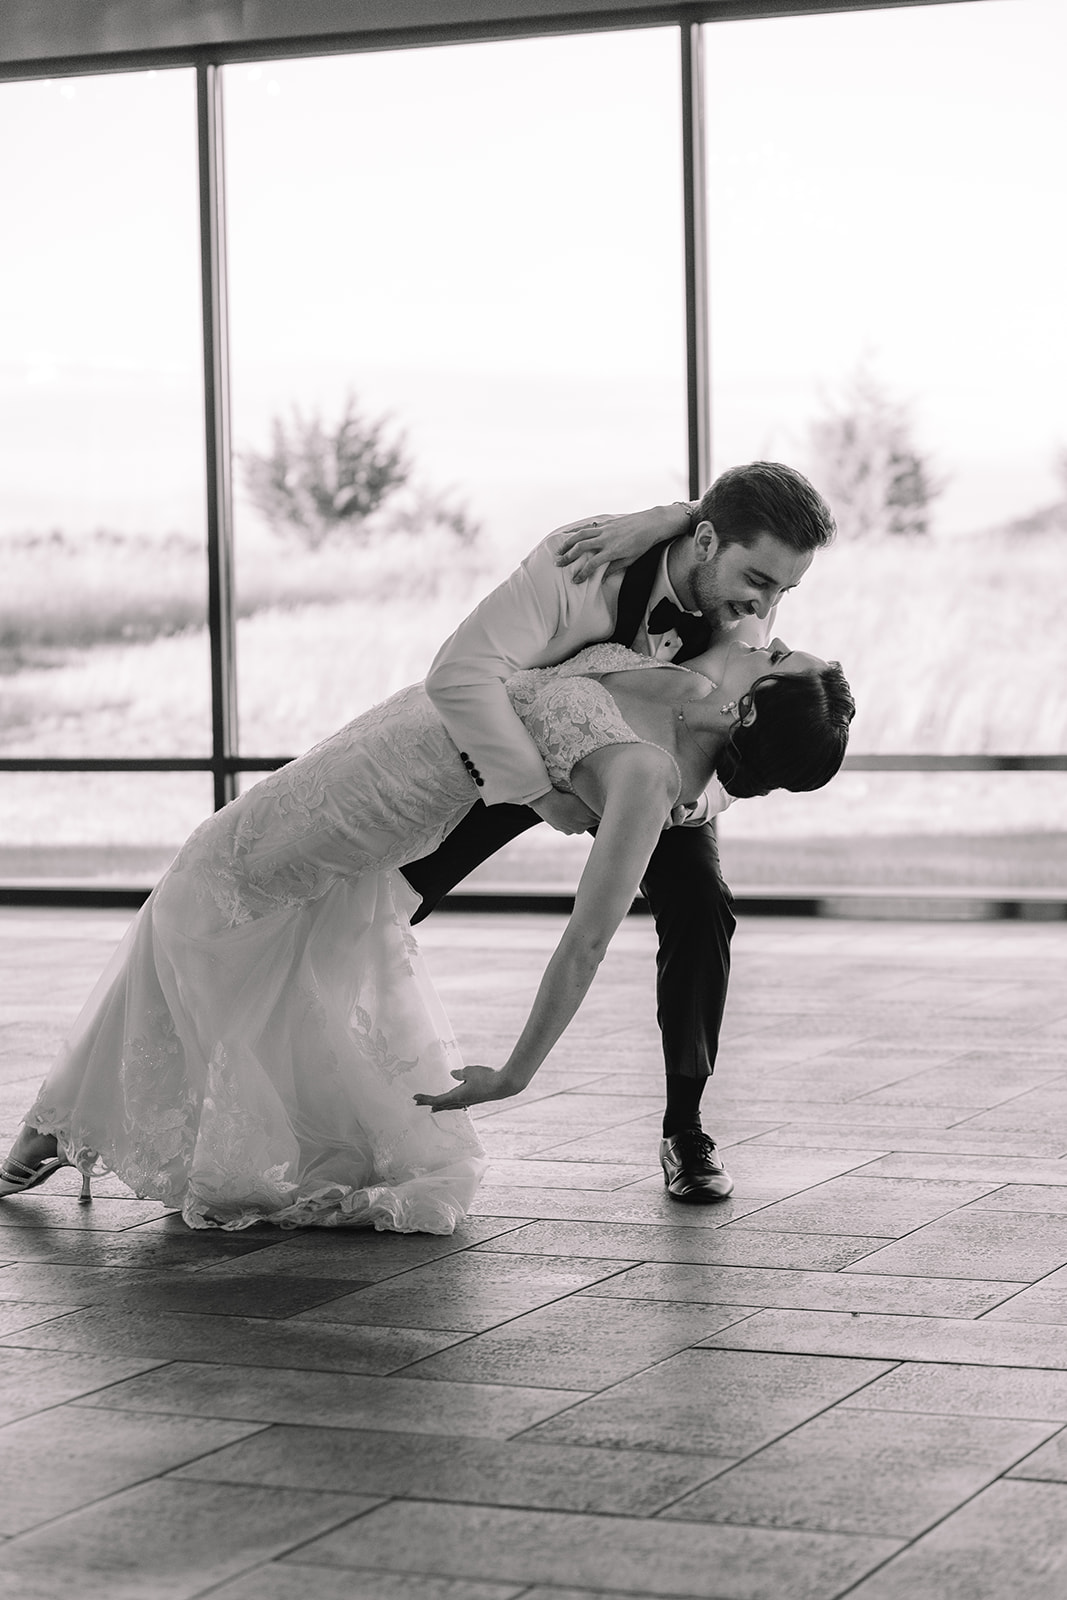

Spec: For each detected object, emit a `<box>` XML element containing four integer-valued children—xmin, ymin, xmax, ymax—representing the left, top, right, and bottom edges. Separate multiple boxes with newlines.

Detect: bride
<box><xmin>0</xmin><ymin>633</ymin><xmax>853</xmax><ymax>1234</ymax></box>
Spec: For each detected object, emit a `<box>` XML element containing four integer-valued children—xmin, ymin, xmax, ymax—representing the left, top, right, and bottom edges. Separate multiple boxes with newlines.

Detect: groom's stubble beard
<box><xmin>691</xmin><ymin>547</ymin><xmax>748</xmax><ymax>644</ymax></box>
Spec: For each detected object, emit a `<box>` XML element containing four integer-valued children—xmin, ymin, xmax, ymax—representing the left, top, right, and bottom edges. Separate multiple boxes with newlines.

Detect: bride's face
<box><xmin>719</xmin><ymin>638</ymin><xmax>827</xmax><ymax>703</ymax></box>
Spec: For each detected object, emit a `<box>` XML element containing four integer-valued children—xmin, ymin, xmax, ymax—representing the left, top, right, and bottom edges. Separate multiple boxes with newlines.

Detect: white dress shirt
<box><xmin>636</xmin><ymin>546</ymin><xmax>699</xmax><ymax>661</ymax></box>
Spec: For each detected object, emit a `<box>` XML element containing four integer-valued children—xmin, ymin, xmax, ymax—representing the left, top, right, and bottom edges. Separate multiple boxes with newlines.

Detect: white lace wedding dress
<box><xmin>28</xmin><ymin>644</ymin><xmax>668</xmax><ymax>1233</ymax></box>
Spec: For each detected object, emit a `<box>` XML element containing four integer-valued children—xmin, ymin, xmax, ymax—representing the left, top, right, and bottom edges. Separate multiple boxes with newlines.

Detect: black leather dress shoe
<box><xmin>660</xmin><ymin>1130</ymin><xmax>734</xmax><ymax>1202</ymax></box>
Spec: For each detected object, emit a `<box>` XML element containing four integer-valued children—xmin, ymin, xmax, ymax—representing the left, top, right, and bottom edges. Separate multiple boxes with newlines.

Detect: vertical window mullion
<box><xmin>681</xmin><ymin>21</ymin><xmax>710</xmax><ymax>498</ymax></box>
<box><xmin>196</xmin><ymin>60</ymin><xmax>238</xmax><ymax>810</ymax></box>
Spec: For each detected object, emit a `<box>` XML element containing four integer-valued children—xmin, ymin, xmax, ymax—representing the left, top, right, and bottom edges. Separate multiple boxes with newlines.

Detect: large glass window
<box><xmin>4</xmin><ymin>6</ymin><xmax>1063</xmax><ymax>905</ymax></box>
<box><xmin>0</xmin><ymin>774</ymin><xmax>214</xmax><ymax>887</ymax></box>
<box><xmin>705</xmin><ymin>0</ymin><xmax>1067</xmax><ymax>892</ymax></box>
<box><xmin>0</xmin><ymin>70</ymin><xmax>210</xmax><ymax>882</ymax></box>
<box><xmin>223</xmin><ymin>31</ymin><xmax>687</xmax><ymax>757</ymax></box>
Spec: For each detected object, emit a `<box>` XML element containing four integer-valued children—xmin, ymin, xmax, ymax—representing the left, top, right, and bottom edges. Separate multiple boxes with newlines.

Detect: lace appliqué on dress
<box><xmin>32</xmin><ymin>1005</ymin><xmax>199</xmax><ymax>1203</ymax></box>
<box><xmin>170</xmin><ymin>682</ymin><xmax>478</xmax><ymax>930</ymax></box>
<box><xmin>506</xmin><ymin>642</ymin><xmax>683</xmax><ymax>797</ymax></box>
<box><xmin>118</xmin><ymin>1010</ymin><xmax>200</xmax><ymax>1201</ymax></box>
<box><xmin>350</xmin><ymin>1003</ymin><xmax>418</xmax><ymax>1083</ymax></box>
<box><xmin>182</xmin><ymin>1042</ymin><xmax>300</xmax><ymax>1229</ymax></box>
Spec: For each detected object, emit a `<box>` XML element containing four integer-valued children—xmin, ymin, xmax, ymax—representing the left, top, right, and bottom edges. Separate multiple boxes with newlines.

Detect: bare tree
<box><xmin>808</xmin><ymin>368</ymin><xmax>944</xmax><ymax>539</ymax></box>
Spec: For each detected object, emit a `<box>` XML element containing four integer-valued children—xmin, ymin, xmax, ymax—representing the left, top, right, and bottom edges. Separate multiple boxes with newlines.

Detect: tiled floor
<box><xmin>0</xmin><ymin>905</ymin><xmax>1066</xmax><ymax>1600</ymax></box>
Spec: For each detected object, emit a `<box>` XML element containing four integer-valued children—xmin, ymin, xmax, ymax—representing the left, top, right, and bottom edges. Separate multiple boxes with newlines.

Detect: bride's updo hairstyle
<box><xmin>717</xmin><ymin>664</ymin><xmax>855</xmax><ymax>799</ymax></box>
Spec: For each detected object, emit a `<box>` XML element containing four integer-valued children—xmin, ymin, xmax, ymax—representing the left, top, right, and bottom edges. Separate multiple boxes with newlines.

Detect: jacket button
<box><xmin>475</xmin><ymin>777</ymin><xmax>484</xmax><ymax>787</ymax></box>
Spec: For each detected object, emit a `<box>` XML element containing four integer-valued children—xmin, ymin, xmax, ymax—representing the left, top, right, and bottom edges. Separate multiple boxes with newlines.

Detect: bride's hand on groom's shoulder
<box><xmin>414</xmin><ymin>1064</ymin><xmax>517</xmax><ymax>1114</ymax></box>
<box><xmin>554</xmin><ymin>503</ymin><xmax>693</xmax><ymax>582</ymax></box>
<box><xmin>553</xmin><ymin>514</ymin><xmax>617</xmax><ymax>582</ymax></box>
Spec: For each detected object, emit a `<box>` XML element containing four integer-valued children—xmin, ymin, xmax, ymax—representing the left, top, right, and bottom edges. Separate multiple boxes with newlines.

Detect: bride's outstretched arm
<box><xmin>414</xmin><ymin>745</ymin><xmax>677</xmax><ymax>1114</ymax></box>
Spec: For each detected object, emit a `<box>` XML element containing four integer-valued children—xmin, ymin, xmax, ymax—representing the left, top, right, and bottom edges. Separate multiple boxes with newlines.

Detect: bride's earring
<box><xmin>720</xmin><ymin>700</ymin><xmax>738</xmax><ymax>716</ymax></box>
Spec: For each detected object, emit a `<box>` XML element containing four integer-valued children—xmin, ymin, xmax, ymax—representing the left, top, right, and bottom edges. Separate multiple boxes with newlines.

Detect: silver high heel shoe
<box><xmin>0</xmin><ymin>1153</ymin><xmax>92</xmax><ymax>1202</ymax></box>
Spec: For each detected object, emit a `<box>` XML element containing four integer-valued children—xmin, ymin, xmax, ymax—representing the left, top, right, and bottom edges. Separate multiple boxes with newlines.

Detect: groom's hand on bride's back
<box><xmin>529</xmin><ymin>789</ymin><xmax>597</xmax><ymax>835</ymax></box>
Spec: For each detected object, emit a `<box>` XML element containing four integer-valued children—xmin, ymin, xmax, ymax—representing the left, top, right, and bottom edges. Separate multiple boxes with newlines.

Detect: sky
<box><xmin>1</xmin><ymin>0</ymin><xmax>1064</xmax><ymax>550</ymax></box>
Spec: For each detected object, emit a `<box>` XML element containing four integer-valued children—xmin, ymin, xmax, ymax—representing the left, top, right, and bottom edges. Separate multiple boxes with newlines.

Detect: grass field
<box><xmin>2</xmin><ymin>520</ymin><xmax>1065</xmax><ymax>887</ymax></box>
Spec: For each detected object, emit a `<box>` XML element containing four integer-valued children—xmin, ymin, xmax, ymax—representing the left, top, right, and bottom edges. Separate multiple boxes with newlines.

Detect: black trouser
<box><xmin>401</xmin><ymin>802</ymin><xmax>736</xmax><ymax>1082</ymax></box>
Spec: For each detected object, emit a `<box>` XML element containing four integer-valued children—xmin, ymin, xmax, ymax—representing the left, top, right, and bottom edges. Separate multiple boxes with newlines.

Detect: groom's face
<box><xmin>690</xmin><ymin>525</ymin><xmax>814</xmax><ymax>639</ymax></box>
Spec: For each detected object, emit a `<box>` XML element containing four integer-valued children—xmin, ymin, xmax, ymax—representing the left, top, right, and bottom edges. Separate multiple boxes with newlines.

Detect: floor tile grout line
<box><xmin>575</xmin><ymin>1282</ymin><xmax>1031</xmax><ymax>1321</ymax></box>
<box><xmin>0</xmin><ymin>1419</ymin><xmax>280</xmax><ymax>1545</ymax></box>
<box><xmin>698</xmin><ymin>1319</ymin><xmax>1067</xmax><ymax>1369</ymax></box>
<box><xmin>168</xmin><ymin>1466</ymin><xmax>758</xmax><ymax>1524</ymax></box>
<box><xmin>170</xmin><ymin>1492</ymin><xmax>393</xmax><ymax>1600</ymax></box>
<box><xmin>59</xmin><ymin>1342</ymin><xmax>616</xmax><ymax>1396</ymax></box>
<box><xmin>972</xmin><ymin>1259</ymin><xmax>1067</xmax><ymax>1323</ymax></box>
<box><xmin>637</xmin><ymin>1348</ymin><xmax>911</xmax><ymax>1522</ymax></box>
<box><xmin>370</xmin><ymin>1259</ymin><xmax>680</xmax><ymax>1364</ymax></box>
<box><xmin>824</xmin><ymin>1443</ymin><xmax>1067</xmax><ymax>1600</ymax></box>
<box><xmin>651</xmin><ymin>1359</ymin><xmax>1065</xmax><ymax>1532</ymax></box>
<box><xmin>185</xmin><ymin>1491</ymin><xmax>912</xmax><ymax>1600</ymax></box>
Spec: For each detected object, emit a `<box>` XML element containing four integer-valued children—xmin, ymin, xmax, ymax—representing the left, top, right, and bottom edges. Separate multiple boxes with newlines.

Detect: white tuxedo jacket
<box><xmin>426</xmin><ymin>526</ymin><xmax>772</xmax><ymax>814</ymax></box>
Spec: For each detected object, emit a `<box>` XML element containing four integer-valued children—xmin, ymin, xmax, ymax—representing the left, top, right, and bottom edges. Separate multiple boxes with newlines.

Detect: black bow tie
<box><xmin>646</xmin><ymin>597</ymin><xmax>711</xmax><ymax>662</ymax></box>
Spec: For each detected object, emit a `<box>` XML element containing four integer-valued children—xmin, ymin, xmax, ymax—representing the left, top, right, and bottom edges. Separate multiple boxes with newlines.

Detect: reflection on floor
<box><xmin>0</xmin><ymin>907</ymin><xmax>1066</xmax><ymax>1600</ymax></box>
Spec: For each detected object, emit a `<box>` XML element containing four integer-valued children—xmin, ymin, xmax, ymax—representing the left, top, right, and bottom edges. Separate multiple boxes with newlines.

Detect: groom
<box><xmin>401</xmin><ymin>461</ymin><xmax>836</xmax><ymax>1201</ymax></box>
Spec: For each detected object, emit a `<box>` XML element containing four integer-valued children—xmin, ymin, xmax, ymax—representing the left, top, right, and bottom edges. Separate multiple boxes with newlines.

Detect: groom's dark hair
<box><xmin>718</xmin><ymin>662</ymin><xmax>855</xmax><ymax>799</ymax></box>
<box><xmin>696</xmin><ymin>462</ymin><xmax>836</xmax><ymax>554</ymax></box>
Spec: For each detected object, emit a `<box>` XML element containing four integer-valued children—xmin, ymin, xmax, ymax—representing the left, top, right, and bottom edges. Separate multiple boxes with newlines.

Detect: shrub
<box><xmin>241</xmin><ymin>391</ymin><xmax>412</xmax><ymax>549</ymax></box>
<box><xmin>808</xmin><ymin>367</ymin><xmax>944</xmax><ymax>540</ymax></box>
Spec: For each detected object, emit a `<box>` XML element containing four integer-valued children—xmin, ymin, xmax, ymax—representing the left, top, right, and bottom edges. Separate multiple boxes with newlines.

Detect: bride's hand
<box><xmin>554</xmin><ymin>504</ymin><xmax>692</xmax><ymax>583</ymax></box>
<box><xmin>414</xmin><ymin>1064</ymin><xmax>517</xmax><ymax>1113</ymax></box>
<box><xmin>552</xmin><ymin>515</ymin><xmax>615</xmax><ymax>583</ymax></box>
